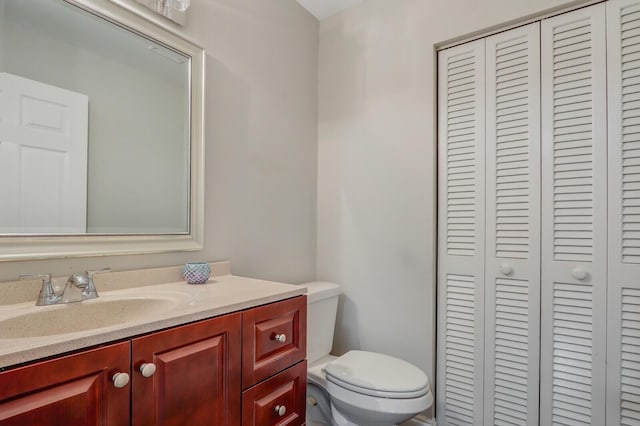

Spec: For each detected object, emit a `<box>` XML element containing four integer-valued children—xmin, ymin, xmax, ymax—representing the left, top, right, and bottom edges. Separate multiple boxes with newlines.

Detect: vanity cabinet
<box><xmin>0</xmin><ymin>295</ymin><xmax>306</xmax><ymax>426</ymax></box>
<box><xmin>0</xmin><ymin>341</ymin><xmax>130</xmax><ymax>425</ymax></box>
<box><xmin>132</xmin><ymin>313</ymin><xmax>242</xmax><ymax>426</ymax></box>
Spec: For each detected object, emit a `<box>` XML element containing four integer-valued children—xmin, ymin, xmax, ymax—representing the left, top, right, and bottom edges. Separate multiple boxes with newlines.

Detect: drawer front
<box><xmin>242</xmin><ymin>296</ymin><xmax>306</xmax><ymax>388</ymax></box>
<box><xmin>242</xmin><ymin>360</ymin><xmax>307</xmax><ymax>426</ymax></box>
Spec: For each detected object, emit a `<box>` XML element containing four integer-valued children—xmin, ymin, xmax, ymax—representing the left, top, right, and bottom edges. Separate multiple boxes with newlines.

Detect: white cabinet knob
<box><xmin>274</xmin><ymin>334</ymin><xmax>287</xmax><ymax>343</ymax></box>
<box><xmin>112</xmin><ymin>372</ymin><xmax>130</xmax><ymax>388</ymax></box>
<box><xmin>274</xmin><ymin>405</ymin><xmax>287</xmax><ymax>416</ymax></box>
<box><xmin>139</xmin><ymin>363</ymin><xmax>157</xmax><ymax>378</ymax></box>
<box><xmin>571</xmin><ymin>267</ymin><xmax>588</xmax><ymax>281</ymax></box>
<box><xmin>499</xmin><ymin>263</ymin><xmax>514</xmax><ymax>276</ymax></box>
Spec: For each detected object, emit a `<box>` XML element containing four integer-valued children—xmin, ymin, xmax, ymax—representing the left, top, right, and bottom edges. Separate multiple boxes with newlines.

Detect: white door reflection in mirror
<box><xmin>0</xmin><ymin>72</ymin><xmax>88</xmax><ymax>233</ymax></box>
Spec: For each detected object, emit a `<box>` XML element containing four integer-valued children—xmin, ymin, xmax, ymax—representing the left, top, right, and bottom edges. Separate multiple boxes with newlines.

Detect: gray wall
<box><xmin>0</xmin><ymin>0</ymin><xmax>319</xmax><ymax>284</ymax></box>
<box><xmin>317</xmin><ymin>0</ymin><xmax>592</xmax><ymax>386</ymax></box>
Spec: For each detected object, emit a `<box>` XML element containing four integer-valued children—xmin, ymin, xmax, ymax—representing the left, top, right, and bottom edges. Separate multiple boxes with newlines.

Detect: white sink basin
<box><xmin>0</xmin><ymin>296</ymin><xmax>181</xmax><ymax>338</ymax></box>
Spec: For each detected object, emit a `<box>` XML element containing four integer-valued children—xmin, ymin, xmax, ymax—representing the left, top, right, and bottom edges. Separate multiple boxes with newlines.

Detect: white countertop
<box><xmin>0</xmin><ymin>274</ymin><xmax>306</xmax><ymax>369</ymax></box>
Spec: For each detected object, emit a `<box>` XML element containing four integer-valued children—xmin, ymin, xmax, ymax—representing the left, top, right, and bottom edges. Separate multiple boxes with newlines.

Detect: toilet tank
<box><xmin>300</xmin><ymin>281</ymin><xmax>341</xmax><ymax>364</ymax></box>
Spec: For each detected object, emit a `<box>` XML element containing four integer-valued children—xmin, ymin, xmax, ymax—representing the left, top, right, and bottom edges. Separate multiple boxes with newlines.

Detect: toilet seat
<box><xmin>326</xmin><ymin>374</ymin><xmax>430</xmax><ymax>399</ymax></box>
<box><xmin>323</xmin><ymin>350</ymin><xmax>430</xmax><ymax>399</ymax></box>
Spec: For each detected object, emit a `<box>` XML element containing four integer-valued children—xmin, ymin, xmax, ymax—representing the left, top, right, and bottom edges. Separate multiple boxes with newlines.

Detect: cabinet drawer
<box><xmin>242</xmin><ymin>360</ymin><xmax>307</xmax><ymax>426</ymax></box>
<box><xmin>242</xmin><ymin>296</ymin><xmax>306</xmax><ymax>388</ymax></box>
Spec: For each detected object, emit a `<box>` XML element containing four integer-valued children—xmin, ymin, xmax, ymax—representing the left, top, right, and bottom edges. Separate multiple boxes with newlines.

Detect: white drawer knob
<box><xmin>499</xmin><ymin>263</ymin><xmax>514</xmax><ymax>276</ymax></box>
<box><xmin>112</xmin><ymin>372</ymin><xmax>130</xmax><ymax>388</ymax></box>
<box><xmin>140</xmin><ymin>363</ymin><xmax>157</xmax><ymax>378</ymax></box>
<box><xmin>274</xmin><ymin>334</ymin><xmax>287</xmax><ymax>343</ymax></box>
<box><xmin>275</xmin><ymin>405</ymin><xmax>287</xmax><ymax>416</ymax></box>
<box><xmin>571</xmin><ymin>267</ymin><xmax>588</xmax><ymax>281</ymax></box>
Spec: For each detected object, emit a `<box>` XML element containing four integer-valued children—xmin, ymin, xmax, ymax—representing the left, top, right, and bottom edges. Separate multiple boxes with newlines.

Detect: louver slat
<box><xmin>552</xmin><ymin>281</ymin><xmax>594</xmax><ymax>424</ymax></box>
<box><xmin>622</xmin><ymin>288</ymin><xmax>640</xmax><ymax>426</ymax></box>
<box><xmin>622</xmin><ymin>4</ymin><xmax>640</xmax><ymax>264</ymax></box>
<box><xmin>494</xmin><ymin>278</ymin><xmax>529</xmax><ymax>425</ymax></box>
<box><xmin>445</xmin><ymin>274</ymin><xmax>476</xmax><ymax>426</ymax></box>
<box><xmin>488</xmin><ymin>34</ymin><xmax>531</xmax><ymax>259</ymax></box>
<box><xmin>446</xmin><ymin>50</ymin><xmax>479</xmax><ymax>257</ymax></box>
<box><xmin>494</xmin><ymin>31</ymin><xmax>531</xmax><ymax>259</ymax></box>
<box><xmin>551</xmin><ymin>18</ymin><xmax>595</xmax><ymax>263</ymax></box>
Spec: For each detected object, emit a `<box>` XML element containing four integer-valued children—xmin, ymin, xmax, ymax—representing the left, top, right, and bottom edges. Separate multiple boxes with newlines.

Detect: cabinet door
<box><xmin>436</xmin><ymin>39</ymin><xmax>486</xmax><ymax>426</ymax></box>
<box><xmin>132</xmin><ymin>313</ymin><xmax>242</xmax><ymax>426</ymax></box>
<box><xmin>540</xmin><ymin>4</ymin><xmax>608</xmax><ymax>425</ymax></box>
<box><xmin>484</xmin><ymin>22</ymin><xmax>541</xmax><ymax>426</ymax></box>
<box><xmin>607</xmin><ymin>1</ymin><xmax>640</xmax><ymax>424</ymax></box>
<box><xmin>0</xmin><ymin>341</ymin><xmax>130</xmax><ymax>426</ymax></box>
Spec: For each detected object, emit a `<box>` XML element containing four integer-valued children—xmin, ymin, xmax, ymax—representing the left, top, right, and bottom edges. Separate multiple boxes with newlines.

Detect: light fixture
<box><xmin>169</xmin><ymin>0</ymin><xmax>190</xmax><ymax>12</ymax></box>
<box><xmin>136</xmin><ymin>0</ymin><xmax>189</xmax><ymax>25</ymax></box>
<box><xmin>151</xmin><ymin>0</ymin><xmax>190</xmax><ymax>14</ymax></box>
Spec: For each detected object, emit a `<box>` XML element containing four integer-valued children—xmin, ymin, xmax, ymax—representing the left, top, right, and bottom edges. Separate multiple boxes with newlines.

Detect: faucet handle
<box><xmin>82</xmin><ymin>268</ymin><xmax>110</xmax><ymax>299</ymax></box>
<box><xmin>86</xmin><ymin>267</ymin><xmax>111</xmax><ymax>278</ymax></box>
<box><xmin>20</xmin><ymin>273</ymin><xmax>52</xmax><ymax>281</ymax></box>
<box><xmin>20</xmin><ymin>273</ymin><xmax>58</xmax><ymax>306</ymax></box>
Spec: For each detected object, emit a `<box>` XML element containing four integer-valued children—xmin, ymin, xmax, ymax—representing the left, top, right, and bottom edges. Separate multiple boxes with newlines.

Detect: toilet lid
<box><xmin>324</xmin><ymin>351</ymin><xmax>430</xmax><ymax>399</ymax></box>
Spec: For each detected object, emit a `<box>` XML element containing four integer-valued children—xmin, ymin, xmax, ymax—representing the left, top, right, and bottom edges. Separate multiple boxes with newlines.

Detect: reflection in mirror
<box><xmin>0</xmin><ymin>0</ymin><xmax>190</xmax><ymax>235</ymax></box>
<box><xmin>0</xmin><ymin>0</ymin><xmax>204</xmax><ymax>261</ymax></box>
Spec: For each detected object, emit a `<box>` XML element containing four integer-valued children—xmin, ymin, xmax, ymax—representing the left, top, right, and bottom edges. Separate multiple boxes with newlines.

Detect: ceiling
<box><xmin>296</xmin><ymin>0</ymin><xmax>362</xmax><ymax>20</ymax></box>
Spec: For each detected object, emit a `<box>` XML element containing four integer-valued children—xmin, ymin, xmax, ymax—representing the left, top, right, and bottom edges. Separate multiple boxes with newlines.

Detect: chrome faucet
<box><xmin>21</xmin><ymin>268</ymin><xmax>110</xmax><ymax>306</ymax></box>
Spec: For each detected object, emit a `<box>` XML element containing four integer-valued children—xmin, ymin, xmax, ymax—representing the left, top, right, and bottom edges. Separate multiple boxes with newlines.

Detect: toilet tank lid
<box><xmin>299</xmin><ymin>281</ymin><xmax>341</xmax><ymax>303</ymax></box>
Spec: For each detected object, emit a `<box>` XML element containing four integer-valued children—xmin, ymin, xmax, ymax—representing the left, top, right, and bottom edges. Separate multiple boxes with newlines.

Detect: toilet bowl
<box><xmin>301</xmin><ymin>282</ymin><xmax>433</xmax><ymax>426</ymax></box>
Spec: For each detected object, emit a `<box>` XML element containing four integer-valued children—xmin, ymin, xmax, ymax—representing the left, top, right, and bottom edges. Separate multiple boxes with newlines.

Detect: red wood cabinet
<box><xmin>132</xmin><ymin>312</ymin><xmax>241</xmax><ymax>426</ymax></box>
<box><xmin>0</xmin><ymin>341</ymin><xmax>130</xmax><ymax>426</ymax></box>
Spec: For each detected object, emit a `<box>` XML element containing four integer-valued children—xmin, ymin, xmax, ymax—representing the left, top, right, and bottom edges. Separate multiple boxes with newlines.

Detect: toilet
<box><xmin>301</xmin><ymin>282</ymin><xmax>433</xmax><ymax>426</ymax></box>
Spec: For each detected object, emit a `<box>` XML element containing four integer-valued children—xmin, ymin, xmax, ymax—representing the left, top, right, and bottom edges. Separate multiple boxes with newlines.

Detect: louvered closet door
<box><xmin>437</xmin><ymin>40</ymin><xmax>485</xmax><ymax>426</ymax></box>
<box><xmin>540</xmin><ymin>4</ymin><xmax>608</xmax><ymax>426</ymax></box>
<box><xmin>484</xmin><ymin>22</ymin><xmax>540</xmax><ymax>426</ymax></box>
<box><xmin>607</xmin><ymin>1</ymin><xmax>640</xmax><ymax>424</ymax></box>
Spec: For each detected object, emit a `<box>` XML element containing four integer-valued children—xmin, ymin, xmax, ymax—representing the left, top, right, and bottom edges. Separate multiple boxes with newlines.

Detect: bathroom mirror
<box><xmin>0</xmin><ymin>0</ymin><xmax>204</xmax><ymax>260</ymax></box>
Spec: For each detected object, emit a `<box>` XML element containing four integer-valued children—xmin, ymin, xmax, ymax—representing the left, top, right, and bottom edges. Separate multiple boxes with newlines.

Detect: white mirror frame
<box><xmin>0</xmin><ymin>0</ymin><xmax>205</xmax><ymax>261</ymax></box>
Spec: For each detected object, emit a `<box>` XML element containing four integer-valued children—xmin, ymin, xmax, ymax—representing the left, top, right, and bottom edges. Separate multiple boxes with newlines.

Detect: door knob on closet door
<box><xmin>571</xmin><ymin>267</ymin><xmax>588</xmax><ymax>281</ymax></box>
<box><xmin>499</xmin><ymin>263</ymin><xmax>514</xmax><ymax>276</ymax></box>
